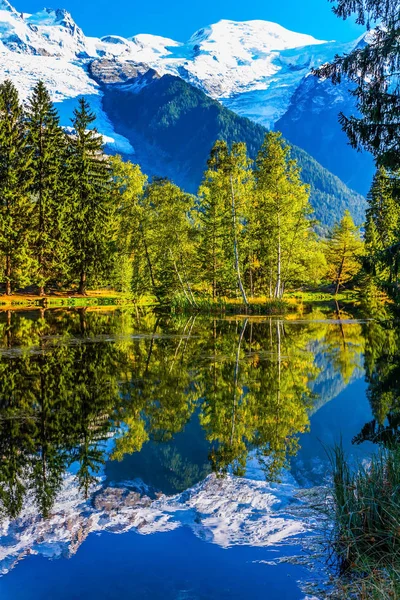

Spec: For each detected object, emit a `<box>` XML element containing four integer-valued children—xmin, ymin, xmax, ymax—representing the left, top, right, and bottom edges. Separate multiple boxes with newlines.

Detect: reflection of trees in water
<box><xmin>354</xmin><ymin>318</ymin><xmax>400</xmax><ymax>448</ymax></box>
<box><xmin>0</xmin><ymin>307</ymin><xmax>362</xmax><ymax>520</ymax></box>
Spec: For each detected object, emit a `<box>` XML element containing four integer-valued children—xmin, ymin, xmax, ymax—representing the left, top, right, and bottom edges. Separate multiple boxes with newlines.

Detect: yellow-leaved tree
<box><xmin>325</xmin><ymin>210</ymin><xmax>364</xmax><ymax>295</ymax></box>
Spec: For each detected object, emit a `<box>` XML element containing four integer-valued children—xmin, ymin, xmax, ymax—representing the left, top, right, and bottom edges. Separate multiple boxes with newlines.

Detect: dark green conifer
<box><xmin>26</xmin><ymin>81</ymin><xmax>67</xmax><ymax>295</ymax></box>
<box><xmin>365</xmin><ymin>167</ymin><xmax>400</xmax><ymax>286</ymax></box>
<box><xmin>66</xmin><ymin>98</ymin><xmax>114</xmax><ymax>295</ymax></box>
<box><xmin>0</xmin><ymin>80</ymin><xmax>34</xmax><ymax>295</ymax></box>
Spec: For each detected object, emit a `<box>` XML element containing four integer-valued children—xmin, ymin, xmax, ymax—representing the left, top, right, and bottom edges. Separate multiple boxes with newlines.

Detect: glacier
<box><xmin>0</xmin><ymin>2</ymin><xmax>363</xmax><ymax>133</ymax></box>
<box><xmin>0</xmin><ymin>465</ymin><xmax>319</xmax><ymax>578</ymax></box>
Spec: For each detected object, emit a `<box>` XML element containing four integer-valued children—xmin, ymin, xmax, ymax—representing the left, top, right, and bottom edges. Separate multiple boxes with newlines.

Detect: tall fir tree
<box><xmin>26</xmin><ymin>81</ymin><xmax>67</xmax><ymax>295</ymax></box>
<box><xmin>66</xmin><ymin>98</ymin><xmax>113</xmax><ymax>295</ymax></box>
<box><xmin>0</xmin><ymin>80</ymin><xmax>34</xmax><ymax>295</ymax></box>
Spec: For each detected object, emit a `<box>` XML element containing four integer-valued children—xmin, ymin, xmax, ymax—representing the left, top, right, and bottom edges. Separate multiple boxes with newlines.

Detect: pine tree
<box><xmin>315</xmin><ymin>0</ymin><xmax>400</xmax><ymax>171</ymax></box>
<box><xmin>325</xmin><ymin>210</ymin><xmax>364</xmax><ymax>294</ymax></box>
<box><xmin>66</xmin><ymin>98</ymin><xmax>113</xmax><ymax>295</ymax></box>
<box><xmin>253</xmin><ymin>132</ymin><xmax>313</xmax><ymax>299</ymax></box>
<box><xmin>26</xmin><ymin>81</ymin><xmax>67</xmax><ymax>295</ymax></box>
<box><xmin>0</xmin><ymin>80</ymin><xmax>34</xmax><ymax>295</ymax></box>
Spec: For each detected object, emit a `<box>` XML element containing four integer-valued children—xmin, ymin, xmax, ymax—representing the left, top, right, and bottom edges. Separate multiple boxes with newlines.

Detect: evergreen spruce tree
<box><xmin>0</xmin><ymin>80</ymin><xmax>34</xmax><ymax>295</ymax></box>
<box><xmin>66</xmin><ymin>98</ymin><xmax>113</xmax><ymax>295</ymax></box>
<box><xmin>26</xmin><ymin>81</ymin><xmax>67</xmax><ymax>295</ymax></box>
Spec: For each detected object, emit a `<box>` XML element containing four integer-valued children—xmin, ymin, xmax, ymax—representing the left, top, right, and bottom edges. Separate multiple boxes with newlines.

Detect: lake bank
<box><xmin>0</xmin><ymin>289</ymin><xmax>365</xmax><ymax>314</ymax></box>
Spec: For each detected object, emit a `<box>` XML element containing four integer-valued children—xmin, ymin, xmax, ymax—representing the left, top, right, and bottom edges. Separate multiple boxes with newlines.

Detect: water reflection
<box><xmin>0</xmin><ymin>306</ymin><xmax>385</xmax><ymax>521</ymax></box>
<box><xmin>354</xmin><ymin>318</ymin><xmax>400</xmax><ymax>448</ymax></box>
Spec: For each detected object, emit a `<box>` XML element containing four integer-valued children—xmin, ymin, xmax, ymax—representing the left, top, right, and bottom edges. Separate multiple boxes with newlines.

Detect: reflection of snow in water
<box><xmin>0</xmin><ymin>462</ymin><xmax>322</xmax><ymax>578</ymax></box>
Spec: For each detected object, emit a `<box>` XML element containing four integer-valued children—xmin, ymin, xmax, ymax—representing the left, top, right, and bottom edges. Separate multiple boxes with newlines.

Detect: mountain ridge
<box><xmin>98</xmin><ymin>71</ymin><xmax>366</xmax><ymax>227</ymax></box>
<box><xmin>0</xmin><ymin>1</ymin><xmax>372</xmax><ymax>215</ymax></box>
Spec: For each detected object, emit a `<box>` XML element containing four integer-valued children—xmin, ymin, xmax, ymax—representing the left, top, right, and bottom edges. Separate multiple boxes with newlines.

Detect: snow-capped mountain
<box><xmin>0</xmin><ymin>1</ymin><xmax>373</xmax><ymax>197</ymax></box>
<box><xmin>0</xmin><ymin>467</ymin><xmax>316</xmax><ymax>577</ymax></box>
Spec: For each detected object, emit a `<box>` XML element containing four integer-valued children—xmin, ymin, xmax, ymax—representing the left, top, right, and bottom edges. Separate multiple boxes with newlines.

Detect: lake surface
<box><xmin>0</xmin><ymin>305</ymin><xmax>394</xmax><ymax>599</ymax></box>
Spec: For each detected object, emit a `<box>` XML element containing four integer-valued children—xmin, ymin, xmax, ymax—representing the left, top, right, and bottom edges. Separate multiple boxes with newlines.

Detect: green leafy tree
<box><xmin>364</xmin><ymin>167</ymin><xmax>400</xmax><ymax>286</ymax></box>
<box><xmin>0</xmin><ymin>80</ymin><xmax>34</xmax><ymax>295</ymax></box>
<box><xmin>26</xmin><ymin>81</ymin><xmax>68</xmax><ymax>295</ymax></box>
<box><xmin>66</xmin><ymin>98</ymin><xmax>114</xmax><ymax>294</ymax></box>
<box><xmin>197</xmin><ymin>141</ymin><xmax>252</xmax><ymax>302</ymax></box>
<box><xmin>253</xmin><ymin>132</ymin><xmax>315</xmax><ymax>298</ymax></box>
<box><xmin>140</xmin><ymin>178</ymin><xmax>197</xmax><ymax>306</ymax></box>
<box><xmin>110</xmin><ymin>156</ymin><xmax>147</xmax><ymax>293</ymax></box>
<box><xmin>325</xmin><ymin>210</ymin><xmax>364</xmax><ymax>294</ymax></box>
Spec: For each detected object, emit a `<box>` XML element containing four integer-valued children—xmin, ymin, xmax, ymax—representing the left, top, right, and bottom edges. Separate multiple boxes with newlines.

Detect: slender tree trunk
<box><xmin>231</xmin><ymin>318</ymin><xmax>248</xmax><ymax>446</ymax></box>
<box><xmin>78</xmin><ymin>271</ymin><xmax>87</xmax><ymax>295</ymax></box>
<box><xmin>39</xmin><ymin>285</ymin><xmax>45</xmax><ymax>297</ymax></box>
<box><xmin>269</xmin><ymin>262</ymin><xmax>273</xmax><ymax>299</ymax></box>
<box><xmin>230</xmin><ymin>176</ymin><xmax>248</xmax><ymax>307</ymax></box>
<box><xmin>79</xmin><ymin>308</ymin><xmax>88</xmax><ymax>334</ymax></box>
<box><xmin>170</xmin><ymin>249</ymin><xmax>193</xmax><ymax>307</ymax></box>
<box><xmin>140</xmin><ymin>224</ymin><xmax>156</xmax><ymax>290</ymax></box>
<box><xmin>335</xmin><ymin>255</ymin><xmax>345</xmax><ymax>295</ymax></box>
<box><xmin>274</xmin><ymin>215</ymin><xmax>281</xmax><ymax>299</ymax></box>
<box><xmin>275</xmin><ymin>320</ymin><xmax>282</xmax><ymax>452</ymax></box>
<box><xmin>5</xmin><ymin>255</ymin><xmax>11</xmax><ymax>296</ymax></box>
<box><xmin>6</xmin><ymin>310</ymin><xmax>11</xmax><ymax>348</ymax></box>
<box><xmin>249</xmin><ymin>264</ymin><xmax>254</xmax><ymax>298</ymax></box>
<box><xmin>145</xmin><ymin>317</ymin><xmax>159</xmax><ymax>375</ymax></box>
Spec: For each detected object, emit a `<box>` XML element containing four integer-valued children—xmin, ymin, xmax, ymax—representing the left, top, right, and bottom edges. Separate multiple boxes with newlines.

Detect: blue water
<box><xmin>0</xmin><ymin>529</ymin><xmax>308</xmax><ymax>600</ymax></box>
<box><xmin>0</xmin><ymin>310</ymin><xmax>386</xmax><ymax>599</ymax></box>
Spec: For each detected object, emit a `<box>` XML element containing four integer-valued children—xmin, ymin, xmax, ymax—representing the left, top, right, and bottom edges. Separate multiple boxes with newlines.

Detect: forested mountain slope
<box><xmin>100</xmin><ymin>73</ymin><xmax>366</xmax><ymax>227</ymax></box>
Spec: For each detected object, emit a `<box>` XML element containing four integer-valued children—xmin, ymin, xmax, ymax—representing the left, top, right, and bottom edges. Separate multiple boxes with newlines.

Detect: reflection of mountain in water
<box><xmin>0</xmin><ymin>306</ymin><xmax>378</xmax><ymax>576</ymax></box>
<box><xmin>0</xmin><ymin>465</ymin><xmax>315</xmax><ymax>577</ymax></box>
<box><xmin>310</xmin><ymin>350</ymin><xmax>364</xmax><ymax>414</ymax></box>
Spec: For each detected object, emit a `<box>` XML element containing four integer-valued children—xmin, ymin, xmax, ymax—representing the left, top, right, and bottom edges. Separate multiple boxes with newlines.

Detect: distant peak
<box><xmin>0</xmin><ymin>0</ymin><xmax>18</xmax><ymax>13</ymax></box>
<box><xmin>189</xmin><ymin>19</ymin><xmax>326</xmax><ymax>48</ymax></box>
<box><xmin>42</xmin><ymin>7</ymin><xmax>76</xmax><ymax>24</ymax></box>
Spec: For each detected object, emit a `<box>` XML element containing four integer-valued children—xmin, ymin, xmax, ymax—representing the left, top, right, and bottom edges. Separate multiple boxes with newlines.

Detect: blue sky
<box><xmin>15</xmin><ymin>0</ymin><xmax>365</xmax><ymax>42</ymax></box>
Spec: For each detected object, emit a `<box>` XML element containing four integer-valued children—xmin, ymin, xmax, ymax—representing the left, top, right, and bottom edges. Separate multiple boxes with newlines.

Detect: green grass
<box><xmin>285</xmin><ymin>290</ymin><xmax>360</xmax><ymax>303</ymax></box>
<box><xmin>169</xmin><ymin>294</ymin><xmax>290</xmax><ymax>315</ymax></box>
<box><xmin>327</xmin><ymin>444</ymin><xmax>400</xmax><ymax>598</ymax></box>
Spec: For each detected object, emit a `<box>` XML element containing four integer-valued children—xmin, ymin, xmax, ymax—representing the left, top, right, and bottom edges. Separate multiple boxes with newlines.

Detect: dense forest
<box><xmin>0</xmin><ymin>79</ymin><xmax>372</xmax><ymax>305</ymax></box>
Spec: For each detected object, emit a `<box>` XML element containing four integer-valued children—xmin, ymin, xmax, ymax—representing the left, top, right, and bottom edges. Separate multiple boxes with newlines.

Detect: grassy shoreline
<box><xmin>0</xmin><ymin>291</ymin><xmax>141</xmax><ymax>310</ymax></box>
<box><xmin>0</xmin><ymin>289</ymin><xmax>362</xmax><ymax>312</ymax></box>
<box><xmin>327</xmin><ymin>445</ymin><xmax>400</xmax><ymax>598</ymax></box>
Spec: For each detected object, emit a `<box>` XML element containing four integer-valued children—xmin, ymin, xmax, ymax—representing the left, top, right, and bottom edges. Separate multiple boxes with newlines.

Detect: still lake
<box><xmin>0</xmin><ymin>305</ymin><xmax>391</xmax><ymax>599</ymax></box>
